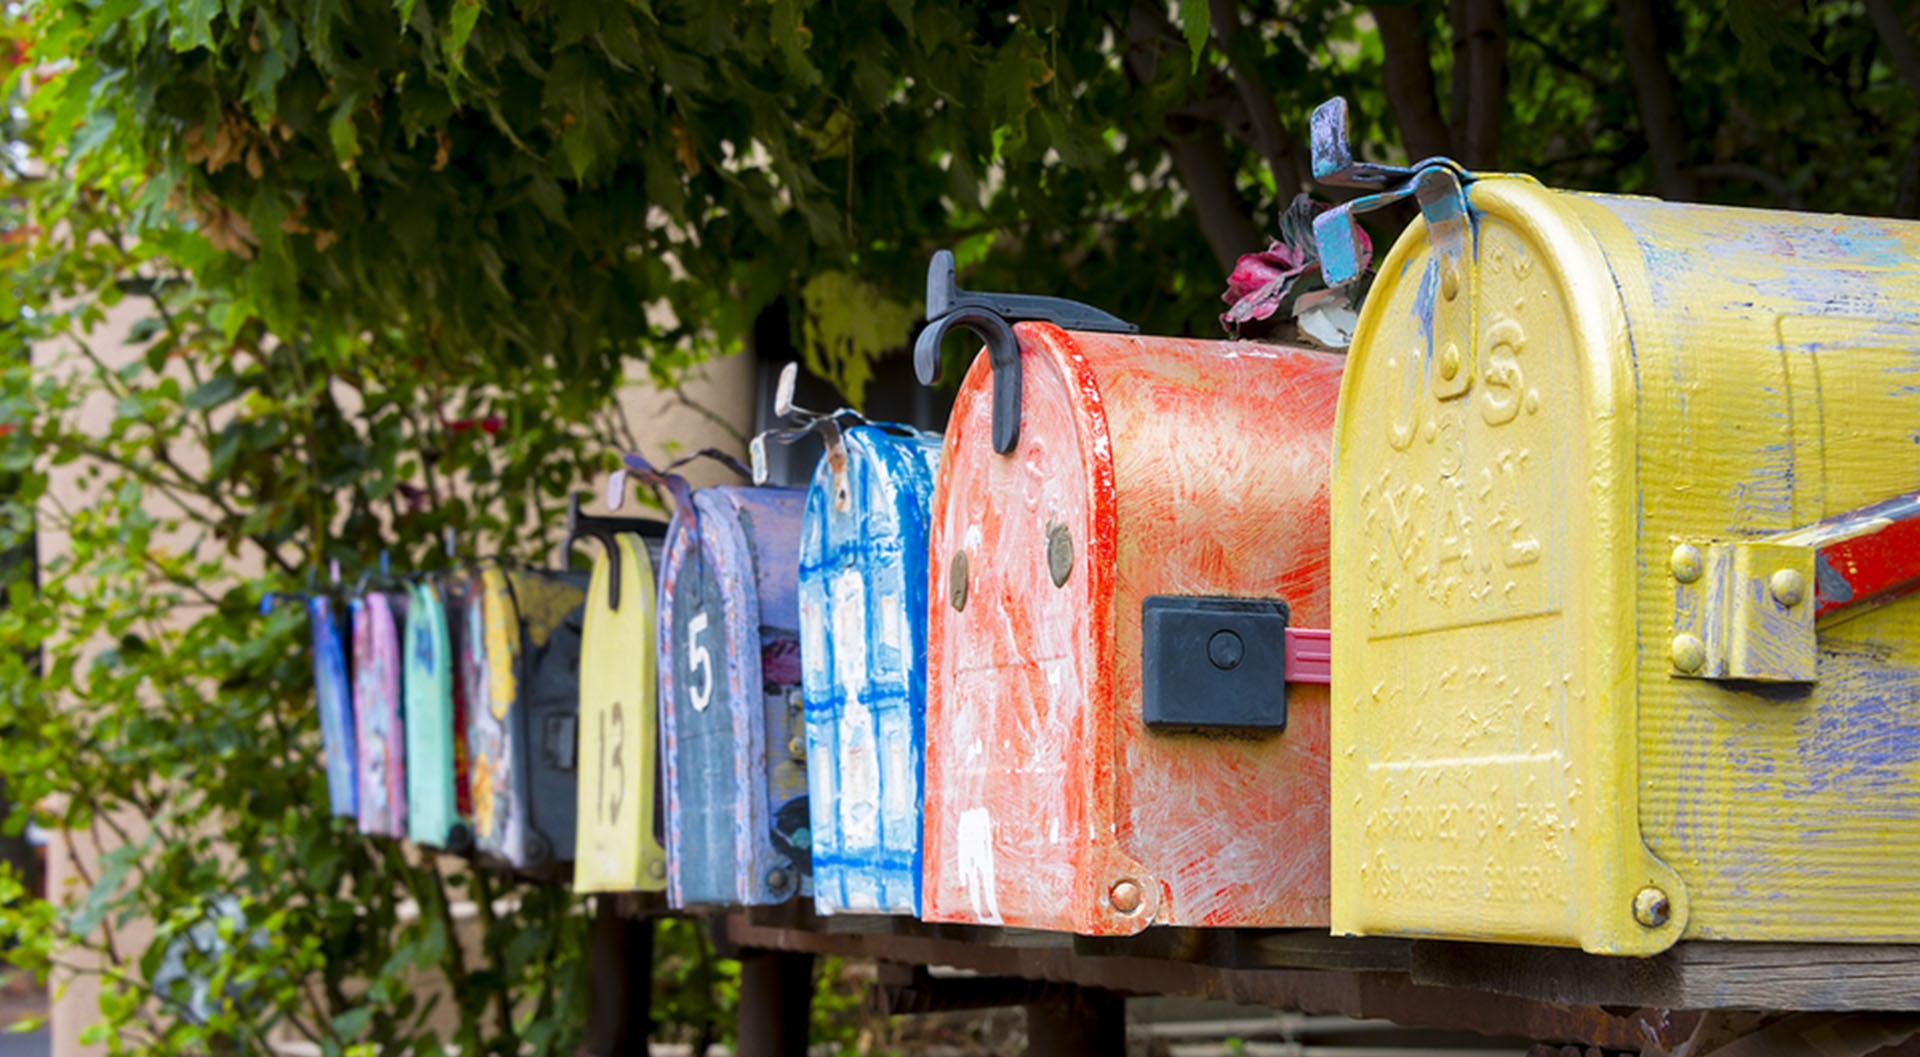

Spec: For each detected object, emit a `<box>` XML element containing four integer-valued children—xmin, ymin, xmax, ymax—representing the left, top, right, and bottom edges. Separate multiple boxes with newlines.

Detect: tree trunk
<box><xmin>1450</xmin><ymin>0</ymin><xmax>1508</xmax><ymax>169</ymax></box>
<box><xmin>1615</xmin><ymin>0</ymin><xmax>1698</xmax><ymax>200</ymax></box>
<box><xmin>1123</xmin><ymin>0</ymin><xmax>1264</xmax><ymax>273</ymax></box>
<box><xmin>1209</xmin><ymin>0</ymin><xmax>1304</xmax><ymax>203</ymax></box>
<box><xmin>1866</xmin><ymin>0</ymin><xmax>1920</xmax><ymax>99</ymax></box>
<box><xmin>1372</xmin><ymin>4</ymin><xmax>1455</xmax><ymax>160</ymax></box>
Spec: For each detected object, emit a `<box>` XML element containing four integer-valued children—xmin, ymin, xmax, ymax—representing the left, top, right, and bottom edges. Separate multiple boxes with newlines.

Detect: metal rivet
<box><xmin>787</xmin><ymin>688</ymin><xmax>804</xmax><ymax>708</ymax></box>
<box><xmin>1441</xmin><ymin>258</ymin><xmax>1460</xmax><ymax>302</ymax></box>
<box><xmin>787</xmin><ymin>736</ymin><xmax>806</xmax><ymax>759</ymax></box>
<box><xmin>1109</xmin><ymin>879</ymin><xmax>1142</xmax><ymax>914</ymax></box>
<box><xmin>1770</xmin><ymin>568</ymin><xmax>1806</xmax><ymax>609</ymax></box>
<box><xmin>1438</xmin><ymin>342</ymin><xmax>1461</xmax><ymax>380</ymax></box>
<box><xmin>1671</xmin><ymin>634</ymin><xmax>1706</xmax><ymax>674</ymax></box>
<box><xmin>1207</xmin><ymin>630</ymin><xmax>1244</xmax><ymax>671</ymax></box>
<box><xmin>767</xmin><ymin>868</ymin><xmax>790</xmax><ymax>892</ymax></box>
<box><xmin>1046</xmin><ymin>522</ymin><xmax>1073</xmax><ymax>587</ymax></box>
<box><xmin>1633</xmin><ymin>886</ymin><xmax>1671</xmax><ymax>928</ymax></box>
<box><xmin>949</xmin><ymin>550</ymin><xmax>969</xmax><ymax>611</ymax></box>
<box><xmin>1670</xmin><ymin>544</ymin><xmax>1703</xmax><ymax>584</ymax></box>
<box><xmin>648</xmin><ymin>860</ymin><xmax>666</xmax><ymax>880</ymax></box>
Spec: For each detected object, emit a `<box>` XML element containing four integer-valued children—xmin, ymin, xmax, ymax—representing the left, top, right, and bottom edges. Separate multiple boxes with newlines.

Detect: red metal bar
<box><xmin>1776</xmin><ymin>490</ymin><xmax>1920</xmax><ymax>620</ymax></box>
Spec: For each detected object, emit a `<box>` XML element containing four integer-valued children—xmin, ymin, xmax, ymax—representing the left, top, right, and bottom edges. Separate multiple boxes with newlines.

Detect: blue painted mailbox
<box><xmin>306</xmin><ymin>595</ymin><xmax>357</xmax><ymax>818</ymax></box>
<box><xmin>758</xmin><ymin>367</ymin><xmax>943</xmax><ymax>914</ymax></box>
<box><xmin>466</xmin><ymin>564</ymin><xmax>589</xmax><ymax>874</ymax></box>
<box><xmin>628</xmin><ymin>451</ymin><xmax>810</xmax><ymax>908</ymax></box>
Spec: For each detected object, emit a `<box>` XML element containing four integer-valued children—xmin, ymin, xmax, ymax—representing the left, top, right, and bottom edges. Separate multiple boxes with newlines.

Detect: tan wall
<box><xmin>42</xmin><ymin>300</ymin><xmax>757</xmax><ymax>1057</ymax></box>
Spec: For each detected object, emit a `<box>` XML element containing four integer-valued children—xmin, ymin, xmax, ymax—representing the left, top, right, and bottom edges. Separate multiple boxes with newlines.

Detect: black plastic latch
<box><xmin>913</xmin><ymin>249</ymin><xmax>1136</xmax><ymax>455</ymax></box>
<box><xmin>1142</xmin><ymin>596</ymin><xmax>1293</xmax><ymax>733</ymax></box>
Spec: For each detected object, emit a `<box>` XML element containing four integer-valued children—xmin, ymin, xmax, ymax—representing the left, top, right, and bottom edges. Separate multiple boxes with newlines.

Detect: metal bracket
<box><xmin>1671</xmin><ymin>488</ymin><xmax>1920</xmax><ymax>684</ymax></box>
<box><xmin>1309</xmin><ymin>97</ymin><xmax>1474</xmax><ymax>291</ymax></box>
<box><xmin>562</xmin><ymin>494</ymin><xmax>667</xmax><ymax>612</ymax></box>
<box><xmin>913</xmin><ymin>249</ymin><xmax>1136</xmax><ymax>455</ymax></box>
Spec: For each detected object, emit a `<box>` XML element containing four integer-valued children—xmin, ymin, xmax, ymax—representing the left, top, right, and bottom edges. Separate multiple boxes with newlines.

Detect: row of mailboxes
<box><xmin>282</xmin><ymin>98</ymin><xmax>1920</xmax><ymax>956</ymax></box>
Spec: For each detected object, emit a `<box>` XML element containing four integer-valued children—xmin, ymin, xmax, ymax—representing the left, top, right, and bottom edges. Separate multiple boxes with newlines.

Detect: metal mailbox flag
<box><xmin>404</xmin><ymin>578</ymin><xmax>472</xmax><ymax>851</ymax></box>
<box><xmin>757</xmin><ymin>367</ymin><xmax>943</xmax><ymax>915</ymax></box>
<box><xmin>633</xmin><ymin>450</ymin><xmax>810</xmax><ymax>908</ymax></box>
<box><xmin>466</xmin><ymin>565</ymin><xmax>589</xmax><ymax>874</ymax></box>
<box><xmin>351</xmin><ymin>590</ymin><xmax>408</xmax><ymax>837</ymax></box>
<box><xmin>1312</xmin><ymin>98</ymin><xmax>1920</xmax><ymax>955</ymax></box>
<box><xmin>916</xmin><ymin>252</ymin><xmax>1343</xmax><ymax>936</ymax></box>
<box><xmin>571</xmin><ymin>498</ymin><xmax>671</xmax><ymax>894</ymax></box>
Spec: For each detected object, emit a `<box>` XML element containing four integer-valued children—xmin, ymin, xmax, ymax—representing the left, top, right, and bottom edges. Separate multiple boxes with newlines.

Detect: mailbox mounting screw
<box><xmin>1439</xmin><ymin>342</ymin><xmax>1462</xmax><ymax>381</ymax></box>
<box><xmin>1671</xmin><ymin>634</ymin><xmax>1706</xmax><ymax>674</ymax></box>
<box><xmin>949</xmin><ymin>550</ymin><xmax>969</xmax><ymax>611</ymax></box>
<box><xmin>1670</xmin><ymin>544</ymin><xmax>1703</xmax><ymax>584</ymax></box>
<box><xmin>649</xmin><ymin>860</ymin><xmax>666</xmax><ymax>880</ymax></box>
<box><xmin>788</xmin><ymin>736</ymin><xmax>806</xmax><ymax>759</ymax></box>
<box><xmin>1633</xmin><ymin>886</ymin><xmax>1671</xmax><ymax>929</ymax></box>
<box><xmin>767</xmin><ymin>868</ymin><xmax>791</xmax><ymax>893</ymax></box>
<box><xmin>1770</xmin><ymin>568</ymin><xmax>1806</xmax><ymax>609</ymax></box>
<box><xmin>1109</xmin><ymin>879</ymin><xmax>1143</xmax><ymax>914</ymax></box>
<box><xmin>1046</xmin><ymin>522</ymin><xmax>1074</xmax><ymax>587</ymax></box>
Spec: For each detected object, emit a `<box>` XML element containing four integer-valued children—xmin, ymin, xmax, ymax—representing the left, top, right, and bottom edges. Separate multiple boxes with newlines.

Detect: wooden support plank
<box><xmin>1026</xmin><ymin>985</ymin><xmax>1126</xmax><ymax>1056</ymax></box>
<box><xmin>721</xmin><ymin>914</ymin><xmax>1686</xmax><ymax>1052</ymax></box>
<box><xmin>735</xmin><ymin>948</ymin><xmax>813</xmax><ymax>1057</ymax></box>
<box><xmin>1410</xmin><ymin>941</ymin><xmax>1920</xmax><ymax>1013</ymax></box>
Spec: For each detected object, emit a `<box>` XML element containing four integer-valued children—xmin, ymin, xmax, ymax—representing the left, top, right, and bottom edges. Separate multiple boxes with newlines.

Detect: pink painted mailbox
<box><xmin>917</xmin><ymin>253</ymin><xmax>1342</xmax><ymax>935</ymax></box>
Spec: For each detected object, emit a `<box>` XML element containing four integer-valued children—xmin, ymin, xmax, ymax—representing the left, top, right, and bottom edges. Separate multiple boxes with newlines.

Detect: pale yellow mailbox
<box><xmin>1315</xmin><ymin>100</ymin><xmax>1920</xmax><ymax>955</ymax></box>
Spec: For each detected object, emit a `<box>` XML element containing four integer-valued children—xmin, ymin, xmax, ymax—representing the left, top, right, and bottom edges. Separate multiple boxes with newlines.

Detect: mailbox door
<box><xmin>504</xmin><ymin>569</ymin><xmax>588</xmax><ymax>870</ymax></box>
<box><xmin>800</xmin><ymin>425</ymin><xmax>942</xmax><ymax>915</ymax></box>
<box><xmin>925</xmin><ymin>328</ymin><xmax>1101</xmax><ymax>930</ymax></box>
<box><xmin>309</xmin><ymin>596</ymin><xmax>356</xmax><ymax>818</ymax></box>
<box><xmin>440</xmin><ymin>575</ymin><xmax>475</xmax><ymax>825</ymax></box>
<box><xmin>660</xmin><ymin>486</ymin><xmax>808</xmax><ymax>907</ymax></box>
<box><xmin>352</xmin><ymin>593</ymin><xmax>408</xmax><ymax>836</ymax></box>
<box><xmin>927</xmin><ymin>323</ymin><xmax>1341</xmax><ymax>935</ymax></box>
<box><xmin>575</xmin><ymin>533</ymin><xmax>667</xmax><ymax>893</ymax></box>
<box><xmin>469</xmin><ymin>566</ymin><xmax>522</xmax><ymax>864</ymax></box>
<box><xmin>404</xmin><ymin>582</ymin><xmax>460</xmax><ymax>848</ymax></box>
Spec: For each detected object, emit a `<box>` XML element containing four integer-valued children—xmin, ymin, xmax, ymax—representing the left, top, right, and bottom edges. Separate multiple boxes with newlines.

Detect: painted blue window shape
<box><xmin>796</xmin><ymin>424</ymin><xmax>942</xmax><ymax>915</ymax></box>
<box><xmin>628</xmin><ymin>451</ymin><xmax>810</xmax><ymax>909</ymax></box>
<box><xmin>307</xmin><ymin>595</ymin><xmax>357</xmax><ymax>818</ymax></box>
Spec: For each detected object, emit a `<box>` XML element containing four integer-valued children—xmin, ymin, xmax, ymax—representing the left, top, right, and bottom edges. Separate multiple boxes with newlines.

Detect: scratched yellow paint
<box><xmin>481</xmin><ymin>566</ymin><xmax>519</xmax><ymax>720</ymax></box>
<box><xmin>1332</xmin><ymin>176</ymin><xmax>1920</xmax><ymax>954</ymax></box>
<box><xmin>573</xmin><ymin>533</ymin><xmax>667</xmax><ymax>893</ymax></box>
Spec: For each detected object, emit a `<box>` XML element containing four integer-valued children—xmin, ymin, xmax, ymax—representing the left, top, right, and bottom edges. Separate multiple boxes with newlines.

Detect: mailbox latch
<box><xmin>1671</xmin><ymin>487</ymin><xmax>1920</xmax><ymax>684</ymax></box>
<box><xmin>1142</xmin><ymin>596</ymin><xmax>1330</xmax><ymax>733</ymax></box>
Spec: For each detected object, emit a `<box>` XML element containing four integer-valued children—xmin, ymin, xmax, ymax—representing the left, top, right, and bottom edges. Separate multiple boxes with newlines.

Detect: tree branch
<box><xmin>1122</xmin><ymin>0</ymin><xmax>1263</xmax><ymax>272</ymax></box>
<box><xmin>1614</xmin><ymin>0</ymin><xmax>1699</xmax><ymax>199</ymax></box>
<box><xmin>1450</xmin><ymin>0</ymin><xmax>1508</xmax><ymax>168</ymax></box>
<box><xmin>1372</xmin><ymin>4</ymin><xmax>1455</xmax><ymax>160</ymax></box>
<box><xmin>1867</xmin><ymin>0</ymin><xmax>1920</xmax><ymax>99</ymax></box>
<box><xmin>1208</xmin><ymin>0</ymin><xmax>1304</xmax><ymax>202</ymax></box>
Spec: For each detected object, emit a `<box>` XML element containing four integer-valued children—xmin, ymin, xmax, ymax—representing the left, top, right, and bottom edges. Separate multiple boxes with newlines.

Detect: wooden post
<box><xmin>584</xmin><ymin>897</ymin><xmax>653</xmax><ymax>1057</ymax></box>
<box><xmin>1026</xmin><ymin>985</ymin><xmax>1125</xmax><ymax>1056</ymax></box>
<box><xmin>735</xmin><ymin>948</ymin><xmax>813</xmax><ymax>1057</ymax></box>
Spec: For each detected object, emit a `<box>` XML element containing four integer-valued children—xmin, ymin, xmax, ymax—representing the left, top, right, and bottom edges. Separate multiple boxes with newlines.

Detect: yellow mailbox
<box><xmin>1314</xmin><ymin>100</ymin><xmax>1920</xmax><ymax>955</ymax></box>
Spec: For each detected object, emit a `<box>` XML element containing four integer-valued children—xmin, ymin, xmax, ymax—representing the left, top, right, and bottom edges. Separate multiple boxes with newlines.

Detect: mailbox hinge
<box><xmin>1671</xmin><ymin>488</ymin><xmax>1920</xmax><ymax>684</ymax></box>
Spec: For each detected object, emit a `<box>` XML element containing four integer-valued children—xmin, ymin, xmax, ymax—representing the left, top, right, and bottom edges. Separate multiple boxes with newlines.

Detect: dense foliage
<box><xmin>0</xmin><ymin>0</ymin><xmax>1914</xmax><ymax>1053</ymax></box>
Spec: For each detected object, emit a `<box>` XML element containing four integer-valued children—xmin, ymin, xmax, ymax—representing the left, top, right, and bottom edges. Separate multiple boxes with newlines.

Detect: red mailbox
<box><xmin>918</xmin><ymin>255</ymin><xmax>1342</xmax><ymax>935</ymax></box>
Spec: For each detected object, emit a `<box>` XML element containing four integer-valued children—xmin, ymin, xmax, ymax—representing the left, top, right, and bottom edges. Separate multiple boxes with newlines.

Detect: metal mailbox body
<box><xmin>574</xmin><ymin>532</ymin><xmax>669</xmax><ymax>893</ymax></box>
<box><xmin>466</xmin><ymin>566</ymin><xmax>589</xmax><ymax>872</ymax></box>
<box><xmin>799</xmin><ymin>423</ymin><xmax>943</xmax><ymax>915</ymax></box>
<box><xmin>923</xmin><ymin>323</ymin><xmax>1344</xmax><ymax>935</ymax></box>
<box><xmin>1331</xmin><ymin>176</ymin><xmax>1920</xmax><ymax>955</ymax></box>
<box><xmin>658</xmin><ymin>485</ymin><xmax>809</xmax><ymax>908</ymax></box>
<box><xmin>405</xmin><ymin>580</ymin><xmax>470</xmax><ymax>850</ymax></box>
<box><xmin>351</xmin><ymin>591</ymin><xmax>408</xmax><ymax>836</ymax></box>
<box><xmin>309</xmin><ymin>595</ymin><xmax>357</xmax><ymax>818</ymax></box>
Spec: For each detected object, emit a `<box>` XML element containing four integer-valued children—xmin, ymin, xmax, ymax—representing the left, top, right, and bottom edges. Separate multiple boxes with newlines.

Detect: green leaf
<box><xmin>331</xmin><ymin>1006</ymin><xmax>373</xmax><ymax>1041</ymax></box>
<box><xmin>448</xmin><ymin>0</ymin><xmax>483</xmax><ymax>72</ymax></box>
<box><xmin>1177</xmin><ymin>0</ymin><xmax>1209</xmax><ymax>71</ymax></box>
<box><xmin>185</xmin><ymin>373</ymin><xmax>241</xmax><ymax>412</ymax></box>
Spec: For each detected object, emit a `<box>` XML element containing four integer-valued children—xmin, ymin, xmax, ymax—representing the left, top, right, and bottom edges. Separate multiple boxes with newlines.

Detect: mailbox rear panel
<box><xmin>1332</xmin><ymin>177</ymin><xmax>1920</xmax><ymax>953</ymax></box>
<box><xmin>799</xmin><ymin>424</ymin><xmax>943</xmax><ymax>915</ymax></box>
<box><xmin>924</xmin><ymin>323</ymin><xmax>1342</xmax><ymax>935</ymax></box>
<box><xmin>659</xmin><ymin>486</ymin><xmax>808</xmax><ymax>907</ymax></box>
<box><xmin>468</xmin><ymin>568</ymin><xmax>588</xmax><ymax>872</ymax></box>
<box><xmin>404</xmin><ymin>581</ymin><xmax>465</xmax><ymax>849</ymax></box>
<box><xmin>574</xmin><ymin>533</ymin><xmax>668</xmax><ymax>893</ymax></box>
<box><xmin>352</xmin><ymin>591</ymin><xmax>408</xmax><ymax>837</ymax></box>
<box><xmin>309</xmin><ymin>596</ymin><xmax>356</xmax><ymax>818</ymax></box>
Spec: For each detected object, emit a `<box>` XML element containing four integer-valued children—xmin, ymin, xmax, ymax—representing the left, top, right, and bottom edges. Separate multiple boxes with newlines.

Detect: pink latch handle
<box><xmin>1285</xmin><ymin>627</ymin><xmax>1331</xmax><ymax>684</ymax></box>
